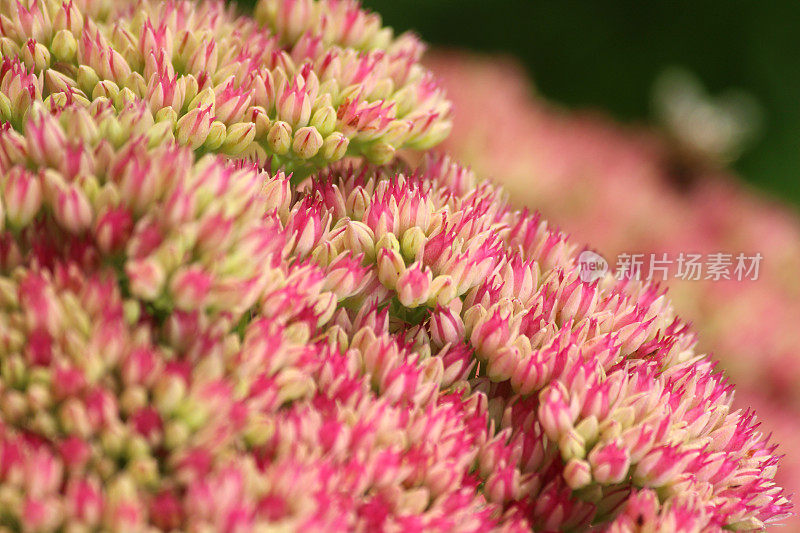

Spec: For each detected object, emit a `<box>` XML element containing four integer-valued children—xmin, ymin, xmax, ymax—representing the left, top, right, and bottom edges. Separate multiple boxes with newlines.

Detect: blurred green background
<box><xmin>236</xmin><ymin>0</ymin><xmax>800</xmax><ymax>206</ymax></box>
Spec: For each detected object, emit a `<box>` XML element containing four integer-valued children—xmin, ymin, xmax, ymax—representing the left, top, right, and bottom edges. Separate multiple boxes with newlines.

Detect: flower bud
<box><xmin>486</xmin><ymin>345</ymin><xmax>520</xmax><ymax>382</ymax></box>
<box><xmin>76</xmin><ymin>65</ymin><xmax>99</xmax><ymax>95</ymax></box>
<box><xmin>429</xmin><ymin>306</ymin><xmax>465</xmax><ymax>346</ymax></box>
<box><xmin>267</xmin><ymin>120</ymin><xmax>292</xmax><ymax>155</ymax></box>
<box><xmin>291</xmin><ymin>125</ymin><xmax>322</xmax><ymax>159</ymax></box>
<box><xmin>588</xmin><ymin>439</ymin><xmax>630</xmax><ymax>485</ymax></box>
<box><xmin>396</xmin><ymin>262</ymin><xmax>431</xmax><ymax>308</ymax></box>
<box><xmin>559</xmin><ymin>428</ymin><xmax>587</xmax><ymax>462</ymax></box>
<box><xmin>343</xmin><ymin>221</ymin><xmax>375</xmax><ymax>261</ymax></box>
<box><xmin>54</xmin><ymin>1</ymin><xmax>84</xmax><ymax>34</ymax></box>
<box><xmin>126</xmin><ymin>258</ymin><xmax>166</xmax><ymax>301</ymax></box>
<box><xmin>538</xmin><ymin>383</ymin><xmax>578</xmax><ymax>441</ymax></box>
<box><xmin>51</xmin><ymin>30</ymin><xmax>78</xmax><ymax>62</ymax></box>
<box><xmin>3</xmin><ymin>167</ymin><xmax>42</xmax><ymax>228</ymax></box>
<box><xmin>400</xmin><ymin>226</ymin><xmax>426</xmax><ymax>262</ymax></box>
<box><xmin>321</xmin><ymin>132</ymin><xmax>349</xmax><ymax>161</ymax></box>
<box><xmin>146</xmin><ymin>121</ymin><xmax>174</xmax><ymax>148</ymax></box>
<box><xmin>21</xmin><ymin>40</ymin><xmax>50</xmax><ymax>71</ymax></box>
<box><xmin>169</xmin><ymin>266</ymin><xmax>213</xmax><ymax>310</ymax></box>
<box><xmin>94</xmin><ymin>206</ymin><xmax>133</xmax><ymax>253</ymax></box>
<box><xmin>175</xmin><ymin>104</ymin><xmax>213</xmax><ymax>149</ymax></box>
<box><xmin>377</xmin><ymin>246</ymin><xmax>405</xmax><ymax>289</ymax></box>
<box><xmin>277</xmin><ymin>83</ymin><xmax>311</xmax><ymax>127</ymax></box>
<box><xmin>310</xmin><ymin>105</ymin><xmax>337</xmax><ymax>135</ymax></box>
<box><xmin>199</xmin><ymin>120</ymin><xmax>225</xmax><ymax>151</ymax></box>
<box><xmin>53</xmin><ymin>182</ymin><xmax>92</xmax><ymax>234</ymax></box>
<box><xmin>564</xmin><ymin>459</ymin><xmax>592</xmax><ymax>490</ymax></box>
<box><xmin>364</xmin><ymin>141</ymin><xmax>395</xmax><ymax>165</ymax></box>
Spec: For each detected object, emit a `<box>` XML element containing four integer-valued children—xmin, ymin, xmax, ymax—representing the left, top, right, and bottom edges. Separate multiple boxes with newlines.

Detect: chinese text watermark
<box><xmin>578</xmin><ymin>251</ymin><xmax>762</xmax><ymax>283</ymax></box>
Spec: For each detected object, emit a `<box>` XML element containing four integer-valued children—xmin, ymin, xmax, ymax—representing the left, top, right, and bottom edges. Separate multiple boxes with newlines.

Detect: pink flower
<box><xmin>0</xmin><ymin>1</ymin><xmax>788</xmax><ymax>531</ymax></box>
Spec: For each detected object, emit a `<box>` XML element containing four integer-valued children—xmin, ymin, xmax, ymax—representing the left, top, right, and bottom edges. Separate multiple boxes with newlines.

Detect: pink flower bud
<box><xmin>588</xmin><ymin>439</ymin><xmax>630</xmax><ymax>484</ymax></box>
<box><xmin>3</xmin><ymin>166</ymin><xmax>41</xmax><ymax>227</ymax></box>
<box><xmin>22</xmin><ymin>498</ymin><xmax>60</xmax><ymax>531</ymax></box>
<box><xmin>396</xmin><ymin>262</ymin><xmax>431</xmax><ymax>308</ymax></box>
<box><xmin>470</xmin><ymin>308</ymin><xmax>515</xmax><ymax>360</ymax></box>
<box><xmin>66</xmin><ymin>479</ymin><xmax>103</xmax><ymax>524</ymax></box>
<box><xmin>277</xmin><ymin>81</ymin><xmax>312</xmax><ymax>127</ymax></box>
<box><xmin>438</xmin><ymin>343</ymin><xmax>475</xmax><ymax>387</ymax></box>
<box><xmin>0</xmin><ymin>57</ymin><xmax>40</xmax><ymax>120</ymax></box>
<box><xmin>215</xmin><ymin>77</ymin><xmax>253</xmax><ymax>125</ymax></box>
<box><xmin>94</xmin><ymin>206</ymin><xmax>133</xmax><ymax>253</ymax></box>
<box><xmin>563</xmin><ymin>458</ymin><xmax>592</xmax><ymax>490</ymax></box>
<box><xmin>121</xmin><ymin>347</ymin><xmax>159</xmax><ymax>387</ymax></box>
<box><xmin>21</xmin><ymin>38</ymin><xmax>50</xmax><ymax>72</ymax></box>
<box><xmin>170</xmin><ymin>265</ymin><xmax>214</xmax><ymax>310</ymax></box>
<box><xmin>53</xmin><ymin>1</ymin><xmax>84</xmax><ymax>34</ymax></box>
<box><xmin>58</xmin><ymin>436</ymin><xmax>91</xmax><ymax>471</ymax></box>
<box><xmin>150</xmin><ymin>490</ymin><xmax>184</xmax><ymax>530</ymax></box>
<box><xmin>634</xmin><ymin>445</ymin><xmax>697</xmax><ymax>487</ymax></box>
<box><xmin>126</xmin><ymin>257</ymin><xmax>166</xmax><ymax>301</ymax></box>
<box><xmin>429</xmin><ymin>306</ymin><xmax>465</xmax><ymax>346</ymax></box>
<box><xmin>175</xmin><ymin>104</ymin><xmax>214</xmax><ymax>149</ymax></box>
<box><xmin>53</xmin><ymin>183</ymin><xmax>93</xmax><ymax>234</ymax></box>
<box><xmin>538</xmin><ymin>383</ymin><xmax>578</xmax><ymax>440</ymax></box>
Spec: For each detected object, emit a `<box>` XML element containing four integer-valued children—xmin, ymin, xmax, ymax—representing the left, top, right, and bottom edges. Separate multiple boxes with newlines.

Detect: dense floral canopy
<box><xmin>0</xmin><ymin>0</ymin><xmax>789</xmax><ymax>531</ymax></box>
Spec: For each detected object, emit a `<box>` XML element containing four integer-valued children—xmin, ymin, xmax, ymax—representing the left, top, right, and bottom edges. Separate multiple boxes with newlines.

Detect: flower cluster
<box><xmin>0</xmin><ymin>0</ymin><xmax>450</xmax><ymax>177</ymax></box>
<box><xmin>432</xmin><ymin>51</ymin><xmax>800</xmax><ymax>528</ymax></box>
<box><xmin>0</xmin><ymin>1</ymin><xmax>790</xmax><ymax>532</ymax></box>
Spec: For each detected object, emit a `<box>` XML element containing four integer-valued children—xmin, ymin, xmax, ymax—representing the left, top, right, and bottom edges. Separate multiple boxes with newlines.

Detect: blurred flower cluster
<box><xmin>0</xmin><ymin>0</ymin><xmax>790</xmax><ymax>531</ymax></box>
<box><xmin>430</xmin><ymin>50</ymin><xmax>800</xmax><ymax>530</ymax></box>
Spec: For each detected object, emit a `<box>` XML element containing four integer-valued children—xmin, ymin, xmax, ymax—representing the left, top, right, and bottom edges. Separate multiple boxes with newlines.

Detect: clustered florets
<box><xmin>0</xmin><ymin>0</ymin><xmax>790</xmax><ymax>531</ymax></box>
<box><xmin>0</xmin><ymin>0</ymin><xmax>450</xmax><ymax>177</ymax></box>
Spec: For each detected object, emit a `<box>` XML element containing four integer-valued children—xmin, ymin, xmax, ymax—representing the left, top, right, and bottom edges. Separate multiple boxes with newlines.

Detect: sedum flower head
<box><xmin>0</xmin><ymin>1</ymin><xmax>790</xmax><ymax>532</ymax></box>
<box><xmin>0</xmin><ymin>0</ymin><xmax>451</xmax><ymax>177</ymax></box>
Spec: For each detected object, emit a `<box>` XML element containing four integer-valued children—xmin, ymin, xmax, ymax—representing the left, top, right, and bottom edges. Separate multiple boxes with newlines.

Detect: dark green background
<box><xmin>236</xmin><ymin>0</ymin><xmax>800</xmax><ymax>206</ymax></box>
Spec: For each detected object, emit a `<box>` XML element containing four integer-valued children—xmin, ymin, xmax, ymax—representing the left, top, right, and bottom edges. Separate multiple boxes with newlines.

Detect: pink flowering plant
<box><xmin>0</xmin><ymin>0</ymin><xmax>790</xmax><ymax>531</ymax></box>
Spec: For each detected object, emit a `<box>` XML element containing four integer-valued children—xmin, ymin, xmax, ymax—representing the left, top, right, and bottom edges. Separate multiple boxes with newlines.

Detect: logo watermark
<box><xmin>579</xmin><ymin>251</ymin><xmax>762</xmax><ymax>282</ymax></box>
<box><xmin>578</xmin><ymin>251</ymin><xmax>609</xmax><ymax>283</ymax></box>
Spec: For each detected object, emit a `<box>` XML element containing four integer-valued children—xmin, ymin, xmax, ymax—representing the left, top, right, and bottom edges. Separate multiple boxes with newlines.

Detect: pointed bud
<box><xmin>310</xmin><ymin>105</ymin><xmax>337</xmax><ymax>135</ymax></box>
<box><xmin>203</xmin><ymin>120</ymin><xmax>228</xmax><ymax>152</ymax></box>
<box><xmin>21</xmin><ymin>39</ymin><xmax>50</xmax><ymax>71</ymax></box>
<box><xmin>377</xmin><ymin>246</ymin><xmax>405</xmax><ymax>289</ymax></box>
<box><xmin>53</xmin><ymin>182</ymin><xmax>92</xmax><ymax>234</ymax></box>
<box><xmin>51</xmin><ymin>30</ymin><xmax>78</xmax><ymax>62</ymax></box>
<box><xmin>429</xmin><ymin>306</ymin><xmax>465</xmax><ymax>346</ymax></box>
<box><xmin>3</xmin><ymin>167</ymin><xmax>42</xmax><ymax>228</ymax></box>
<box><xmin>277</xmin><ymin>83</ymin><xmax>311</xmax><ymax>127</ymax></box>
<box><xmin>94</xmin><ymin>206</ymin><xmax>133</xmax><ymax>253</ymax></box>
<box><xmin>364</xmin><ymin>141</ymin><xmax>395</xmax><ymax>165</ymax></box>
<box><xmin>322</xmin><ymin>132</ymin><xmax>349</xmax><ymax>161</ymax></box>
<box><xmin>146</xmin><ymin>121</ymin><xmax>174</xmax><ymax>148</ymax></box>
<box><xmin>588</xmin><ymin>439</ymin><xmax>630</xmax><ymax>485</ymax></box>
<box><xmin>175</xmin><ymin>104</ymin><xmax>213</xmax><ymax>149</ymax></box>
<box><xmin>267</xmin><ymin>120</ymin><xmax>292</xmax><ymax>155</ymax></box>
<box><xmin>564</xmin><ymin>459</ymin><xmax>592</xmax><ymax>490</ymax></box>
<box><xmin>538</xmin><ymin>383</ymin><xmax>578</xmax><ymax>440</ymax></box>
<box><xmin>396</xmin><ymin>262</ymin><xmax>431</xmax><ymax>308</ymax></box>
<box><xmin>291</xmin><ymin>125</ymin><xmax>322</xmax><ymax>159</ymax></box>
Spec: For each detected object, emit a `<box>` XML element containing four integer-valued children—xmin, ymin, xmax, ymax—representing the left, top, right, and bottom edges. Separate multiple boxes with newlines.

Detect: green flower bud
<box><xmin>51</xmin><ymin>30</ymin><xmax>78</xmax><ymax>62</ymax></box>
<box><xmin>223</xmin><ymin>122</ymin><xmax>256</xmax><ymax>155</ymax></box>
<box><xmin>267</xmin><ymin>120</ymin><xmax>292</xmax><ymax>155</ymax></box>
